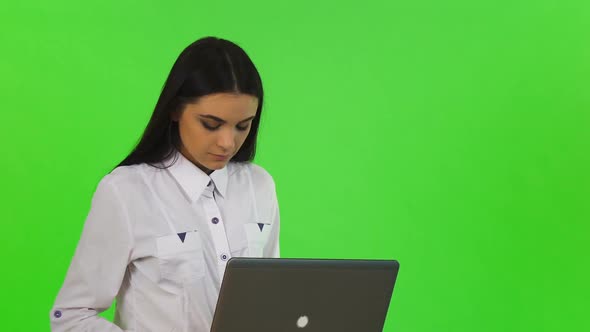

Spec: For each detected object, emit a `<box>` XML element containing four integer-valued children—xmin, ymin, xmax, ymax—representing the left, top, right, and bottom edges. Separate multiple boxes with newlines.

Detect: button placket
<box><xmin>202</xmin><ymin>183</ymin><xmax>231</xmax><ymax>280</ymax></box>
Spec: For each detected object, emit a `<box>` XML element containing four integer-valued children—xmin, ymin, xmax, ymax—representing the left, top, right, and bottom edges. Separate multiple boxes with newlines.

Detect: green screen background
<box><xmin>1</xmin><ymin>1</ymin><xmax>588</xmax><ymax>331</ymax></box>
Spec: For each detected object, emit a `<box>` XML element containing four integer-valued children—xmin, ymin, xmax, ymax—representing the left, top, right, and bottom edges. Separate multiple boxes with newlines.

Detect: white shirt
<box><xmin>50</xmin><ymin>150</ymin><xmax>280</xmax><ymax>332</ymax></box>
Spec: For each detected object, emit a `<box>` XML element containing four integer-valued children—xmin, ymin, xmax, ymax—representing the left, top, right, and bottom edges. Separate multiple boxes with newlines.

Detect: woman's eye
<box><xmin>201</xmin><ymin>121</ymin><xmax>220</xmax><ymax>131</ymax></box>
<box><xmin>236</xmin><ymin>124</ymin><xmax>250</xmax><ymax>131</ymax></box>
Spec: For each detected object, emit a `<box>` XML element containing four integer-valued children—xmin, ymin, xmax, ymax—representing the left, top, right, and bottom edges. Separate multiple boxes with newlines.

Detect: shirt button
<box><xmin>212</xmin><ymin>217</ymin><xmax>219</xmax><ymax>224</ymax></box>
<box><xmin>54</xmin><ymin>310</ymin><xmax>62</xmax><ymax>318</ymax></box>
<box><xmin>220</xmin><ymin>253</ymin><xmax>229</xmax><ymax>261</ymax></box>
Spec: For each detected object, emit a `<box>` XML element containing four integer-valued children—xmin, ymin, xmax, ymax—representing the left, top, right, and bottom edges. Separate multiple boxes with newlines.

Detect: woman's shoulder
<box><xmin>228</xmin><ymin>162</ymin><xmax>276</xmax><ymax>188</ymax></box>
<box><xmin>98</xmin><ymin>163</ymin><xmax>154</xmax><ymax>192</ymax></box>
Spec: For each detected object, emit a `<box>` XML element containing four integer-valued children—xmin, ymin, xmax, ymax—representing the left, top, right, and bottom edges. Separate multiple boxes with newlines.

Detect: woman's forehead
<box><xmin>187</xmin><ymin>93</ymin><xmax>258</xmax><ymax>114</ymax></box>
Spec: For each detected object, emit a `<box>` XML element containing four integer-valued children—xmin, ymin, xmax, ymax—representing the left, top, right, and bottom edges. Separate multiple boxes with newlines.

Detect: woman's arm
<box><xmin>50</xmin><ymin>176</ymin><xmax>133</xmax><ymax>332</ymax></box>
<box><xmin>264</xmin><ymin>177</ymin><xmax>280</xmax><ymax>258</ymax></box>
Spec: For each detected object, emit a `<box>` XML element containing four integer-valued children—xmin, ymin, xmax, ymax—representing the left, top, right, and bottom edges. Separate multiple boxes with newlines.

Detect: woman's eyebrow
<box><xmin>199</xmin><ymin>114</ymin><xmax>255</xmax><ymax>124</ymax></box>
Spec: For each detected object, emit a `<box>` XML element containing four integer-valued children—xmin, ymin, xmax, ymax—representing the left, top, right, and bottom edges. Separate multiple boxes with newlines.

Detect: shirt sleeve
<box><xmin>264</xmin><ymin>177</ymin><xmax>280</xmax><ymax>258</ymax></box>
<box><xmin>50</xmin><ymin>175</ymin><xmax>133</xmax><ymax>332</ymax></box>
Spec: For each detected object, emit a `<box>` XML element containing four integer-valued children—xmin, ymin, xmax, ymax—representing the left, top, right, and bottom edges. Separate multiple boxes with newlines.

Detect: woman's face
<box><xmin>173</xmin><ymin>93</ymin><xmax>258</xmax><ymax>174</ymax></box>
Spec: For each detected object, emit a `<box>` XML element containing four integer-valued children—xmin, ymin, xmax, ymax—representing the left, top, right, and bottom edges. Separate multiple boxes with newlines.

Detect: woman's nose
<box><xmin>216</xmin><ymin>129</ymin><xmax>236</xmax><ymax>151</ymax></box>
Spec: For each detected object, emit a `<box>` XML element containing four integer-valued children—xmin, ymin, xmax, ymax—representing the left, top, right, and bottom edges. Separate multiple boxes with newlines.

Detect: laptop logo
<box><xmin>296</xmin><ymin>315</ymin><xmax>309</xmax><ymax>328</ymax></box>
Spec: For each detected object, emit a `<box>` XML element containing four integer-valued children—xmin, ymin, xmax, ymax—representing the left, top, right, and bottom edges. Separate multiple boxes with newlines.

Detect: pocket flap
<box><xmin>244</xmin><ymin>222</ymin><xmax>272</xmax><ymax>246</ymax></box>
<box><xmin>156</xmin><ymin>230</ymin><xmax>202</xmax><ymax>256</ymax></box>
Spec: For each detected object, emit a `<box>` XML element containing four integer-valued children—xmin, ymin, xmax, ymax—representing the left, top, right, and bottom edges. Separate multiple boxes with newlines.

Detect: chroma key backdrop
<box><xmin>1</xmin><ymin>1</ymin><xmax>588</xmax><ymax>331</ymax></box>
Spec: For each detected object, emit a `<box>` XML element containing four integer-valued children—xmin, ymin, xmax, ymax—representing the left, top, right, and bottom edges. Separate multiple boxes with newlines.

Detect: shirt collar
<box><xmin>166</xmin><ymin>149</ymin><xmax>228</xmax><ymax>202</ymax></box>
<box><xmin>209</xmin><ymin>162</ymin><xmax>228</xmax><ymax>198</ymax></box>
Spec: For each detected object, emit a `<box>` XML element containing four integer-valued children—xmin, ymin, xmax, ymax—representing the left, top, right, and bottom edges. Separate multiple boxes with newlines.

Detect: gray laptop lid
<box><xmin>211</xmin><ymin>258</ymin><xmax>400</xmax><ymax>332</ymax></box>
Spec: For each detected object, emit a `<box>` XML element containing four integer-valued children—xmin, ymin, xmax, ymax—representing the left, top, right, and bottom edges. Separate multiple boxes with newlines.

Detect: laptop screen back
<box><xmin>211</xmin><ymin>258</ymin><xmax>400</xmax><ymax>332</ymax></box>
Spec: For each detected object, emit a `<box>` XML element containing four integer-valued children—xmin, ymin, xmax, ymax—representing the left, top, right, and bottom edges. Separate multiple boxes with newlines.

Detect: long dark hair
<box><xmin>116</xmin><ymin>36</ymin><xmax>264</xmax><ymax>169</ymax></box>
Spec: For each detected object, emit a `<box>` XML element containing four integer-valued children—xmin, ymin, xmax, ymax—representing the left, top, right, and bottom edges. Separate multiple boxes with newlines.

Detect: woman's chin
<box><xmin>205</xmin><ymin>159</ymin><xmax>229</xmax><ymax>170</ymax></box>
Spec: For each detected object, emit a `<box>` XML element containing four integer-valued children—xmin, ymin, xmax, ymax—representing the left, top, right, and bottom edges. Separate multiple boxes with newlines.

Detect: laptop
<box><xmin>210</xmin><ymin>258</ymin><xmax>400</xmax><ymax>332</ymax></box>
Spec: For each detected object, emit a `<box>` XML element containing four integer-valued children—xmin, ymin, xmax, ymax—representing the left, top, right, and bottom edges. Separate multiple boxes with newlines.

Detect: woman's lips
<box><xmin>210</xmin><ymin>153</ymin><xmax>230</xmax><ymax>161</ymax></box>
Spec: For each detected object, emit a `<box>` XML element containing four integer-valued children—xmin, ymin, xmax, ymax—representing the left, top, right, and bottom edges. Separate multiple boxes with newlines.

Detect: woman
<box><xmin>50</xmin><ymin>36</ymin><xmax>280</xmax><ymax>332</ymax></box>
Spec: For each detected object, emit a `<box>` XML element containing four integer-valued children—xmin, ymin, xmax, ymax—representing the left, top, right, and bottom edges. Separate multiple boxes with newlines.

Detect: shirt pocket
<box><xmin>243</xmin><ymin>222</ymin><xmax>273</xmax><ymax>257</ymax></box>
<box><xmin>155</xmin><ymin>230</ymin><xmax>205</xmax><ymax>288</ymax></box>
